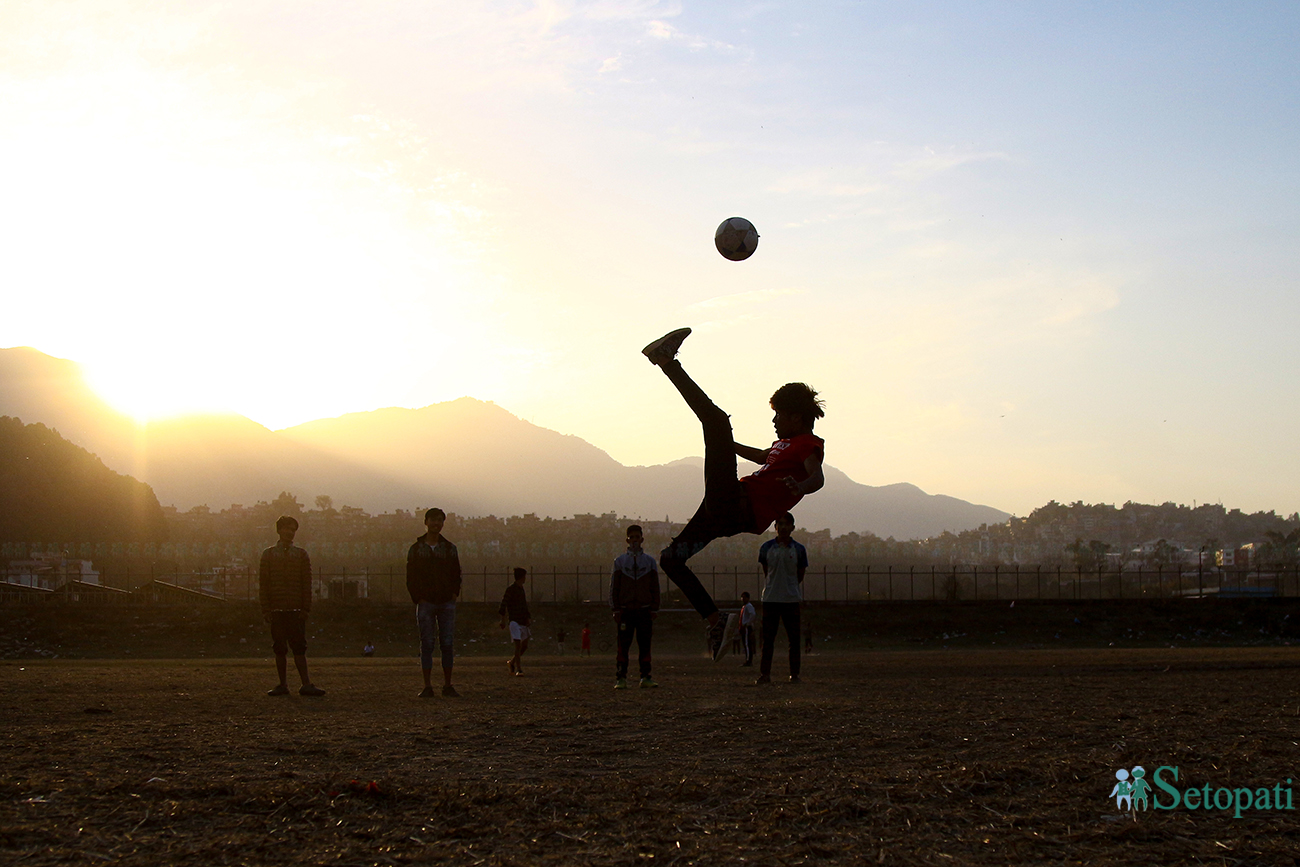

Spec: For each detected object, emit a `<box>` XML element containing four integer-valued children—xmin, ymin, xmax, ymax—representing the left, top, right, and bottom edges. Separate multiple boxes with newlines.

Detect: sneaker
<box><xmin>419</xmin><ymin>686</ymin><xmax>436</xmax><ymax>698</ymax></box>
<box><xmin>442</xmin><ymin>685</ymin><xmax>460</xmax><ymax>697</ymax></box>
<box><xmin>789</xmin><ymin>675</ymin><xmax>802</xmax><ymax>684</ymax></box>
<box><xmin>639</xmin><ymin>677</ymin><xmax>659</xmax><ymax>688</ymax></box>
<box><xmin>641</xmin><ymin>328</ymin><xmax>691</xmax><ymax>365</ymax></box>
<box><xmin>266</xmin><ymin>684</ymin><xmax>290</xmax><ymax>696</ymax></box>
<box><xmin>755</xmin><ymin>674</ymin><xmax>771</xmax><ymax>685</ymax></box>
<box><xmin>615</xmin><ymin>678</ymin><xmax>628</xmax><ymax>690</ymax></box>
<box><xmin>711</xmin><ymin>613</ymin><xmax>738</xmax><ymax>662</ymax></box>
<box><xmin>298</xmin><ymin>684</ymin><xmax>325</xmax><ymax>697</ymax></box>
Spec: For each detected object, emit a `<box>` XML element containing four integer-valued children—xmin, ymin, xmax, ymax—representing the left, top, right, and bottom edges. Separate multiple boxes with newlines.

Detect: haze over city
<box><xmin>3</xmin><ymin>2</ymin><xmax>1298</xmax><ymax>518</ymax></box>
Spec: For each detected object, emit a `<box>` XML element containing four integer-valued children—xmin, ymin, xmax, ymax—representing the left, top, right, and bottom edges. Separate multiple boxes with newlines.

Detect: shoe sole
<box><xmin>712</xmin><ymin>613</ymin><xmax>739</xmax><ymax>662</ymax></box>
<box><xmin>641</xmin><ymin>328</ymin><xmax>691</xmax><ymax>362</ymax></box>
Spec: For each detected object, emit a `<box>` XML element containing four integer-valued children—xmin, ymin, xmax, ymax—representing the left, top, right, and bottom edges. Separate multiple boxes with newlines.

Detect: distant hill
<box><xmin>0</xmin><ymin>346</ymin><xmax>1009</xmax><ymax>538</ymax></box>
<box><xmin>0</xmin><ymin>416</ymin><xmax>167</xmax><ymax>542</ymax></box>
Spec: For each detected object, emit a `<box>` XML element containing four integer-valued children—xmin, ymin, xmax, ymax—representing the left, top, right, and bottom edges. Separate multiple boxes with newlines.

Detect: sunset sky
<box><xmin>3</xmin><ymin>1</ymin><xmax>1298</xmax><ymax>518</ymax></box>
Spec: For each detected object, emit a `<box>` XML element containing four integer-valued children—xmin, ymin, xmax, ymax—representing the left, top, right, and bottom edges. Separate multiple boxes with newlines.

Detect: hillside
<box><xmin>0</xmin><ymin>347</ymin><xmax>1009</xmax><ymax>538</ymax></box>
<box><xmin>0</xmin><ymin>416</ymin><xmax>167</xmax><ymax>542</ymax></box>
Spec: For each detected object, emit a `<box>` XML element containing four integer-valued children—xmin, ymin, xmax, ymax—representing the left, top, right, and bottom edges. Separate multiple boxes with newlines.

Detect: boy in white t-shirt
<box><xmin>738</xmin><ymin>592</ymin><xmax>757</xmax><ymax>666</ymax></box>
<box><xmin>756</xmin><ymin>512</ymin><xmax>807</xmax><ymax>684</ymax></box>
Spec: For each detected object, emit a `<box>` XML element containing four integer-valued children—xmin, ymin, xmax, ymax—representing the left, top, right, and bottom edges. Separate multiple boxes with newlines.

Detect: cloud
<box><xmin>647</xmin><ymin>20</ymin><xmax>675</xmax><ymax>39</ymax></box>
<box><xmin>891</xmin><ymin>147</ymin><xmax>1011</xmax><ymax>181</ymax></box>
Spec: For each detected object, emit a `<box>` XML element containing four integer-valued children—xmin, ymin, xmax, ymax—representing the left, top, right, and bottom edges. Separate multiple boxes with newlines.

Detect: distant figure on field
<box><xmin>757</xmin><ymin>512</ymin><xmax>807</xmax><ymax>684</ymax></box>
<box><xmin>556</xmin><ymin>627</ymin><xmax>567</xmax><ymax>655</ymax></box>
<box><xmin>738</xmin><ymin>592</ymin><xmax>757</xmax><ymax>666</ymax></box>
<box><xmin>259</xmin><ymin>515</ymin><xmax>325</xmax><ymax>697</ymax></box>
<box><xmin>500</xmin><ymin>567</ymin><xmax>531</xmax><ymax>676</ymax></box>
<box><xmin>363</xmin><ymin>640</ymin><xmax>375</xmax><ymax>657</ymax></box>
<box><xmin>610</xmin><ymin>524</ymin><xmax>660</xmax><ymax>689</ymax></box>
<box><xmin>641</xmin><ymin>327</ymin><xmax>825</xmax><ymax>660</ymax></box>
<box><xmin>581</xmin><ymin>623</ymin><xmax>592</xmax><ymax>656</ymax></box>
<box><xmin>406</xmin><ymin>508</ymin><xmax>463</xmax><ymax>697</ymax></box>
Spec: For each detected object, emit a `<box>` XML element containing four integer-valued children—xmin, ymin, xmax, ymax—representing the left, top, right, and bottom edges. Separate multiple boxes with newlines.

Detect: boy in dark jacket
<box><xmin>260</xmin><ymin>515</ymin><xmax>325</xmax><ymax>696</ymax></box>
<box><xmin>406</xmin><ymin>508</ymin><xmax>463</xmax><ymax>697</ymax></box>
<box><xmin>610</xmin><ymin>524</ymin><xmax>660</xmax><ymax>689</ymax></box>
<box><xmin>499</xmin><ymin>567</ymin><xmax>531</xmax><ymax>675</ymax></box>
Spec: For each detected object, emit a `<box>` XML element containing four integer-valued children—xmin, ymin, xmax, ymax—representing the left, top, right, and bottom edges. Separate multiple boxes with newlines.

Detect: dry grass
<box><xmin>4</xmin><ymin>649</ymin><xmax>1300</xmax><ymax>865</ymax></box>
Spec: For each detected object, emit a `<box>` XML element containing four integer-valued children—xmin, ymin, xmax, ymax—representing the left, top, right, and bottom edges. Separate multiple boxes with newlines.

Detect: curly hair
<box><xmin>769</xmin><ymin>382</ymin><xmax>825</xmax><ymax>427</ymax></box>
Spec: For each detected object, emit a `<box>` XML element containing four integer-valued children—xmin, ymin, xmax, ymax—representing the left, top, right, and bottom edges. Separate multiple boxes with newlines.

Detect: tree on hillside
<box><xmin>1261</xmin><ymin>529</ymin><xmax>1300</xmax><ymax>566</ymax></box>
<box><xmin>1066</xmin><ymin>538</ymin><xmax>1111</xmax><ymax>571</ymax></box>
<box><xmin>270</xmin><ymin>491</ymin><xmax>303</xmax><ymax>517</ymax></box>
<box><xmin>0</xmin><ymin>416</ymin><xmax>167</xmax><ymax>543</ymax></box>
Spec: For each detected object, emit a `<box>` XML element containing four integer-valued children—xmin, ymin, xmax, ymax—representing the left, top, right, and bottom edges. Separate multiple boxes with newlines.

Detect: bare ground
<box><xmin>4</xmin><ymin>648</ymin><xmax>1300</xmax><ymax>866</ymax></box>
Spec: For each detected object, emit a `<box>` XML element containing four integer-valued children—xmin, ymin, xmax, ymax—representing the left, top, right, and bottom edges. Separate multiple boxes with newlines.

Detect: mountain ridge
<box><xmin>0</xmin><ymin>346</ymin><xmax>1010</xmax><ymax>538</ymax></box>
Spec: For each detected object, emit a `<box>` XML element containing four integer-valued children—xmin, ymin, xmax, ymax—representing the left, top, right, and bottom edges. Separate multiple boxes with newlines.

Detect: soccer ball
<box><xmin>714</xmin><ymin>217</ymin><xmax>759</xmax><ymax>261</ymax></box>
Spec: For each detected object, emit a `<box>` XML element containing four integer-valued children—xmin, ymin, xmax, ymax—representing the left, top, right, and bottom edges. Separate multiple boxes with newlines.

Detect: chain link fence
<box><xmin>4</xmin><ymin>563</ymin><xmax>1297</xmax><ymax>605</ymax></box>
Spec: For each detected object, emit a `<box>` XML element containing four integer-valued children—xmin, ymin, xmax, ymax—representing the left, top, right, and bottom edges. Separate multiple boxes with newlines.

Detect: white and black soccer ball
<box><xmin>714</xmin><ymin>217</ymin><xmax>759</xmax><ymax>261</ymax></box>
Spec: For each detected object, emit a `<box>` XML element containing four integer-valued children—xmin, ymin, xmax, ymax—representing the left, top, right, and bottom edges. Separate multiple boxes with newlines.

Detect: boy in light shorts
<box><xmin>499</xmin><ymin>567</ymin><xmax>531</xmax><ymax>676</ymax></box>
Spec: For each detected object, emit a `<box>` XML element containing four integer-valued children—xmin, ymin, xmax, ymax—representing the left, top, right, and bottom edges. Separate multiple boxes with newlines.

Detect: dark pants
<box><xmin>417</xmin><ymin>601</ymin><xmax>456</xmax><ymax>671</ymax></box>
<box><xmin>739</xmin><ymin>624</ymin><xmax>755</xmax><ymax>664</ymax></box>
<box><xmin>760</xmin><ymin>602</ymin><xmax>801</xmax><ymax>678</ymax></box>
<box><xmin>656</xmin><ymin>359</ymin><xmax>755</xmax><ymax>619</ymax></box>
<box><xmin>615</xmin><ymin>609</ymin><xmax>654</xmax><ymax>679</ymax></box>
<box><xmin>269</xmin><ymin>610</ymin><xmax>308</xmax><ymax>656</ymax></box>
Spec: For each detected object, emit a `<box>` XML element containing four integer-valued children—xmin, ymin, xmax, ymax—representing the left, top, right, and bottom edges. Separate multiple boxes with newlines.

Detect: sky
<box><xmin>2</xmin><ymin>1</ymin><xmax>1298</xmax><ymax>518</ymax></box>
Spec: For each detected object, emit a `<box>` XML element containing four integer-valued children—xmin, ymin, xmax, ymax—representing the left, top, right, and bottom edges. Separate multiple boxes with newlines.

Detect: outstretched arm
<box><xmin>735</xmin><ymin>442</ymin><xmax>771</xmax><ymax>464</ymax></box>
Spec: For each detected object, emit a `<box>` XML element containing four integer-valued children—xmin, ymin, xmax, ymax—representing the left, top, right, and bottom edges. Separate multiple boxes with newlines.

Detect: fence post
<box><xmin>887</xmin><ymin>565</ymin><xmax>892</xmax><ymax>602</ymax></box>
<box><xmin>993</xmin><ymin>565</ymin><xmax>999</xmax><ymax>600</ymax></box>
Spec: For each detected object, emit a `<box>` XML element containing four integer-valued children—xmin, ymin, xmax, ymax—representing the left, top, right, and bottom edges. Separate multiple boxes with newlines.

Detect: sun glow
<box><xmin>2</xmin><ymin>55</ymin><xmax>500</xmax><ymax>430</ymax></box>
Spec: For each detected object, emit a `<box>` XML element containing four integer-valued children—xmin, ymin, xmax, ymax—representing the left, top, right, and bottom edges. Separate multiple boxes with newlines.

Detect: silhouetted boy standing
<box><xmin>610</xmin><ymin>524</ymin><xmax>660</xmax><ymax>689</ymax></box>
<box><xmin>499</xmin><ymin>567</ymin><xmax>531</xmax><ymax>676</ymax></box>
<box><xmin>260</xmin><ymin>515</ymin><xmax>325</xmax><ymax>697</ymax></box>
<box><xmin>407</xmin><ymin>508</ymin><xmax>462</xmax><ymax>697</ymax></box>
<box><xmin>757</xmin><ymin>512</ymin><xmax>807</xmax><ymax>684</ymax></box>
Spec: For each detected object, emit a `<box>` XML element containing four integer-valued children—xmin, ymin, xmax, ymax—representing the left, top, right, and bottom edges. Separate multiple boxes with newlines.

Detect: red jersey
<box><xmin>741</xmin><ymin>433</ymin><xmax>825</xmax><ymax>532</ymax></box>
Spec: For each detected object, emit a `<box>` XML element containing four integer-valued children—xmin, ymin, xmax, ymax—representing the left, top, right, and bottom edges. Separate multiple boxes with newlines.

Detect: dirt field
<box><xmin>4</xmin><ymin>647</ymin><xmax>1300</xmax><ymax>866</ymax></box>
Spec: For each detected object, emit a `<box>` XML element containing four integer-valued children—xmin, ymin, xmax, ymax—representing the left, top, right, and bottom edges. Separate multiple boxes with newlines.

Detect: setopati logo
<box><xmin>1110</xmin><ymin>766</ymin><xmax>1294</xmax><ymax>818</ymax></box>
